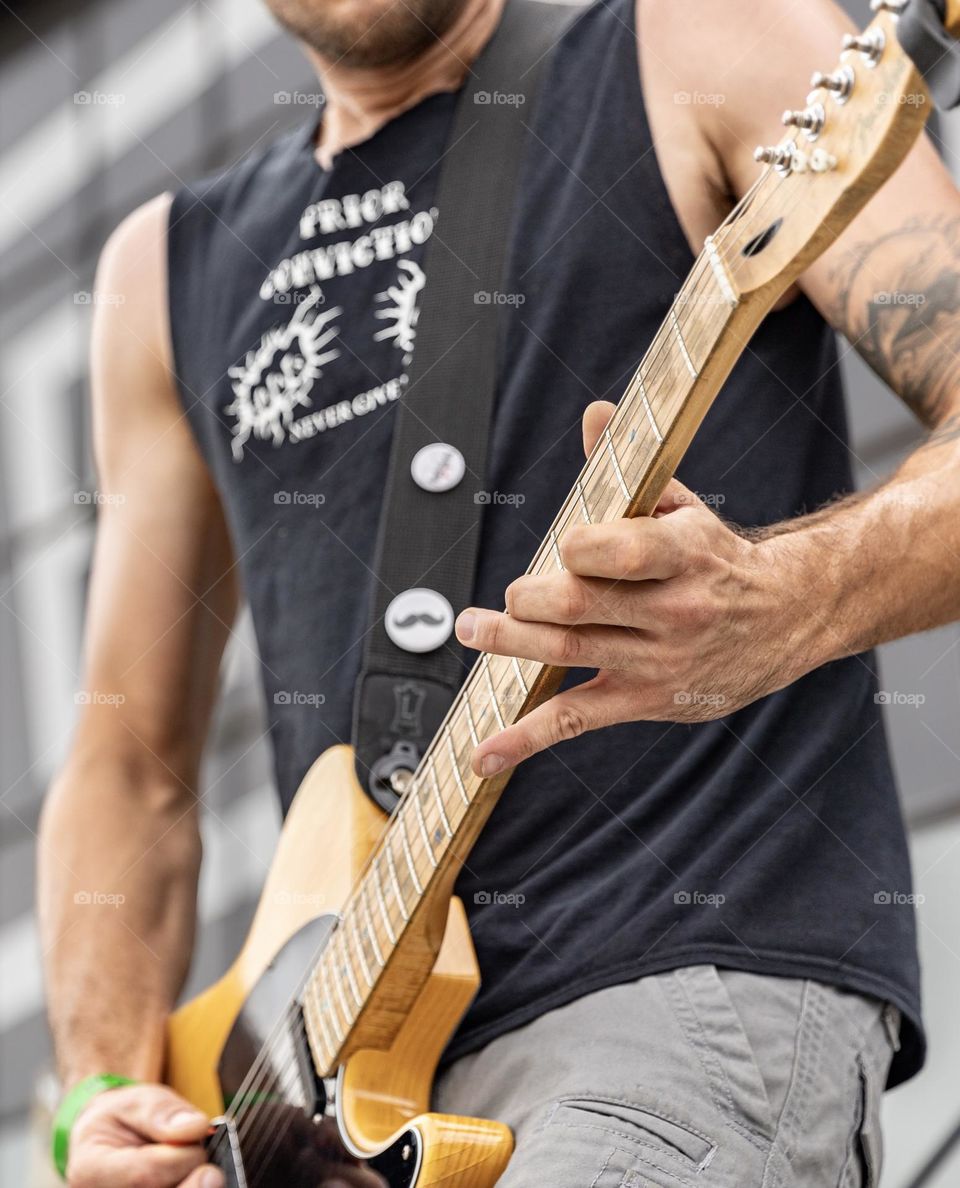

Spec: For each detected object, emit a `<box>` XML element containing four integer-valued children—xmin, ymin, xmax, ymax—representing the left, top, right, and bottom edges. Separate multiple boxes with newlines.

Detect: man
<box><xmin>37</xmin><ymin>0</ymin><xmax>960</xmax><ymax>1183</ymax></box>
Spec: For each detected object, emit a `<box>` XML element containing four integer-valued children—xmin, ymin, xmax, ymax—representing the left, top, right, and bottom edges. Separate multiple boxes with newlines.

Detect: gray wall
<box><xmin>1</xmin><ymin>1</ymin><xmax>958</xmax><ymax>1185</ymax></box>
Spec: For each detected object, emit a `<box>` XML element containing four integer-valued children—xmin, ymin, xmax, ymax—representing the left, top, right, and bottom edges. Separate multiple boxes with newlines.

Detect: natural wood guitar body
<box><xmin>166</xmin><ymin>745</ymin><xmax>512</xmax><ymax>1187</ymax></box>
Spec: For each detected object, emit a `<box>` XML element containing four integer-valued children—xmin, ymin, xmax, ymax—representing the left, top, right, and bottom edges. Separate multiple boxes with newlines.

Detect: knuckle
<box><xmin>616</xmin><ymin>534</ymin><xmax>646</xmax><ymax>578</ymax></box>
<box><xmin>558</xmin><ymin>629</ymin><xmax>582</xmax><ymax>665</ymax></box>
<box><xmin>552</xmin><ymin>701</ymin><xmax>589</xmax><ymax>742</ymax></box>
<box><xmin>561</xmin><ymin>578</ymin><xmax>588</xmax><ymax>623</ymax></box>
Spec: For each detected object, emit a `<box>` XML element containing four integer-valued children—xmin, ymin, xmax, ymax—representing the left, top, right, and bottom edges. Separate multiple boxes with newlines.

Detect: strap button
<box><xmin>385</xmin><ymin>588</ymin><xmax>454</xmax><ymax>653</ymax></box>
<box><xmin>410</xmin><ymin>443</ymin><xmax>465</xmax><ymax>493</ymax></box>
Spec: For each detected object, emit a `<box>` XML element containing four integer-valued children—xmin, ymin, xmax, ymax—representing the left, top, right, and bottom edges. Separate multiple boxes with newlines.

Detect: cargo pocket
<box><xmin>837</xmin><ymin>1057</ymin><xmax>883</xmax><ymax>1188</ymax></box>
<box><xmin>548</xmin><ymin>1097</ymin><xmax>717</xmax><ymax>1185</ymax></box>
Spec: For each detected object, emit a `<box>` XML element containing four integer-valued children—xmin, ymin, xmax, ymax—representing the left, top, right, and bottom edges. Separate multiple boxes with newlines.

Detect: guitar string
<box><xmin>207</xmin><ymin>160</ymin><xmax>781</xmax><ymax>1165</ymax></box>
<box><xmin>209</xmin><ymin>152</ymin><xmax>804</xmax><ymax>1163</ymax></box>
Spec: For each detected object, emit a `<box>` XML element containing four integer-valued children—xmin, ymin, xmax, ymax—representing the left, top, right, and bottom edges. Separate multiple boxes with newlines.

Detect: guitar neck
<box><xmin>302</xmin><ymin>230</ymin><xmax>772</xmax><ymax>1075</ymax></box>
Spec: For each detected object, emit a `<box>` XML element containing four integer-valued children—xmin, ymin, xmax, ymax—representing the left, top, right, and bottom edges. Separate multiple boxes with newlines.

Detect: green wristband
<box><xmin>52</xmin><ymin>1074</ymin><xmax>137</xmax><ymax>1179</ymax></box>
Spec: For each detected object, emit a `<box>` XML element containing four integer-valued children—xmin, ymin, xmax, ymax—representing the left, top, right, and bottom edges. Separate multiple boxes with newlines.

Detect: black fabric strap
<box><xmin>898</xmin><ymin>0</ymin><xmax>960</xmax><ymax>110</ymax></box>
<box><xmin>352</xmin><ymin>0</ymin><xmax>580</xmax><ymax>805</ymax></box>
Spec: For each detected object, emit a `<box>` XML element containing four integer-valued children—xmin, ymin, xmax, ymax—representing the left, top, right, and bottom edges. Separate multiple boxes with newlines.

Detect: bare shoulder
<box><xmin>93</xmin><ymin>193</ymin><xmax>174</xmax><ymax>367</ymax></box>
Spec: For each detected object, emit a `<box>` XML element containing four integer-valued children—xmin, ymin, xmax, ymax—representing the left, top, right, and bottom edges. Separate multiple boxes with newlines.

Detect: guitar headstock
<box><xmin>715</xmin><ymin>1</ymin><xmax>931</xmax><ymax>303</ymax></box>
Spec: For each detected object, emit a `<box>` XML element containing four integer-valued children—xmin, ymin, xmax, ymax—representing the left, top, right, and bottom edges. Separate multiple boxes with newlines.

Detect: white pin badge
<box><xmin>385</xmin><ymin>588</ymin><xmax>454</xmax><ymax>653</ymax></box>
<box><xmin>410</xmin><ymin>443</ymin><xmax>465</xmax><ymax>493</ymax></box>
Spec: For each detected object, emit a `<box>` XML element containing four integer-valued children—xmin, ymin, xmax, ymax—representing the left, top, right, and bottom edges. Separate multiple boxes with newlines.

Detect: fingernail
<box><xmin>202</xmin><ymin>1170</ymin><xmax>224</xmax><ymax>1188</ymax></box>
<box><xmin>480</xmin><ymin>753</ymin><xmax>506</xmax><ymax>776</ymax></box>
<box><xmin>456</xmin><ymin>611</ymin><xmax>476</xmax><ymax>642</ymax></box>
<box><xmin>166</xmin><ymin>1108</ymin><xmax>205</xmax><ymax>1129</ymax></box>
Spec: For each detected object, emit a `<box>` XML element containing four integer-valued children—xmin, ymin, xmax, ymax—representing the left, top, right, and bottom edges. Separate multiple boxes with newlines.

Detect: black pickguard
<box><xmin>205</xmin><ymin>915</ymin><xmax>420</xmax><ymax>1188</ymax></box>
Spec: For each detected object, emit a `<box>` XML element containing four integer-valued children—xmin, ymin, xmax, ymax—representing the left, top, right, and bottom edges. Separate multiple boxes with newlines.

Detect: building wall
<box><xmin>1</xmin><ymin>1</ymin><xmax>958</xmax><ymax>1184</ymax></box>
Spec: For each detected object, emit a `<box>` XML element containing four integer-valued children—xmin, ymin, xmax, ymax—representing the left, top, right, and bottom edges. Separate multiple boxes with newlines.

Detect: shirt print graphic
<box><xmin>224</xmin><ymin>179</ymin><xmax>437</xmax><ymax>461</ymax></box>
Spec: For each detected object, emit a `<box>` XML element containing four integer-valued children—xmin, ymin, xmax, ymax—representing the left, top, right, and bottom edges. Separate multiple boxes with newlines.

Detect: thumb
<box><xmin>582</xmin><ymin>400</ymin><xmax>617</xmax><ymax>458</ymax></box>
<box><xmin>654</xmin><ymin>476</ymin><xmax>709</xmax><ymax>517</ymax></box>
<box><xmin>471</xmin><ymin>676</ymin><xmax>627</xmax><ymax>774</ymax></box>
<box><xmin>94</xmin><ymin>1084</ymin><xmax>210</xmax><ymax>1144</ymax></box>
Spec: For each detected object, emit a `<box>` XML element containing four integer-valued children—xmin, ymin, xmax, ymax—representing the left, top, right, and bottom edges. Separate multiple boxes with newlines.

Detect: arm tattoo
<box><xmin>825</xmin><ymin>213</ymin><xmax>960</xmax><ymax>429</ymax></box>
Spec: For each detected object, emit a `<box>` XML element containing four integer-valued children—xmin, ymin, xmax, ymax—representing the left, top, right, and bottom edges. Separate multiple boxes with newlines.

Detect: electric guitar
<box><xmin>165</xmin><ymin>4</ymin><xmax>957</xmax><ymax>1184</ymax></box>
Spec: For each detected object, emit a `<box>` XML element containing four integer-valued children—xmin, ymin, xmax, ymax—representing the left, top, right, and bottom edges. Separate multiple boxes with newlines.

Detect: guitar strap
<box><xmin>898</xmin><ymin>0</ymin><xmax>960</xmax><ymax>109</ymax></box>
<box><xmin>352</xmin><ymin>0</ymin><xmax>582</xmax><ymax>809</ymax></box>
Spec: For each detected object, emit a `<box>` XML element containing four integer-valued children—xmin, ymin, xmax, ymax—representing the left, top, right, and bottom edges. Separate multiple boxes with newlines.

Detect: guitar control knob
<box><xmin>810</xmin><ymin>65</ymin><xmax>855</xmax><ymax>103</ymax></box>
<box><xmin>842</xmin><ymin>29</ymin><xmax>885</xmax><ymax>66</ymax></box>
<box><xmin>782</xmin><ymin>103</ymin><xmax>825</xmax><ymax>139</ymax></box>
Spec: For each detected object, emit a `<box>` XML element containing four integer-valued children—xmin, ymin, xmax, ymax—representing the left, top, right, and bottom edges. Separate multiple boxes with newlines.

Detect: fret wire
<box><xmin>511</xmin><ymin>655</ymin><xmax>529</xmax><ymax>698</ymax></box>
<box><xmin>360</xmin><ymin>883</ymin><xmax>385</xmax><ymax>965</ymax></box>
<box><xmin>705</xmin><ymin>234</ymin><xmax>738</xmax><ymax>308</ymax></box>
<box><xmin>399</xmin><ymin>809</ymin><xmax>424</xmax><ymax>894</ymax></box>
<box><xmin>329</xmin><ymin>947</ymin><xmax>355</xmax><ymax>1025</ymax></box>
<box><xmin>308</xmin><ymin>979</ymin><xmax>337</xmax><ymax>1056</ymax></box>
<box><xmin>349</xmin><ymin>913</ymin><xmax>373</xmax><ymax>987</ymax></box>
<box><xmin>637</xmin><ymin>374</ymin><xmax>664</xmax><ymax>444</ymax></box>
<box><xmin>576</xmin><ymin>479</ymin><xmax>591</xmax><ymax>522</ymax></box>
<box><xmin>338</xmin><ymin>930</ymin><xmax>363</xmax><ymax>1007</ymax></box>
<box><xmin>549</xmin><ymin>529</ymin><xmax>564</xmax><ymax>570</ymax></box>
<box><xmin>446</xmin><ymin>728</ymin><xmax>470</xmax><ymax>805</ymax></box>
<box><xmin>372</xmin><ymin>858</ymin><xmax>399</xmax><ymax>942</ymax></box>
<box><xmin>412</xmin><ymin>786</ymin><xmax>438</xmax><ymax>867</ymax></box>
<box><xmin>384</xmin><ymin>843</ymin><xmax>410</xmax><ymax>922</ymax></box>
<box><xmin>430</xmin><ymin>756</ymin><xmax>453</xmax><ymax>837</ymax></box>
<box><xmin>464</xmin><ymin>695</ymin><xmax>480</xmax><ymax>747</ymax></box>
<box><xmin>484</xmin><ymin>655</ymin><xmax>506</xmax><ymax>730</ymax></box>
<box><xmin>604</xmin><ymin>427</ymin><xmax>631</xmax><ymax>500</ymax></box>
<box><xmin>321</xmin><ymin>959</ymin><xmax>348</xmax><ymax>1033</ymax></box>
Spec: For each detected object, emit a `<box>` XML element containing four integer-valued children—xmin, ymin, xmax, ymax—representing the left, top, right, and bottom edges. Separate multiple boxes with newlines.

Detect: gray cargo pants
<box><xmin>434</xmin><ymin>966</ymin><xmax>899</xmax><ymax>1187</ymax></box>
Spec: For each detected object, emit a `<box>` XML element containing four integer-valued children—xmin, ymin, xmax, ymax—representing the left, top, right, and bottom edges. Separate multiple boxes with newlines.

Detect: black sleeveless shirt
<box><xmin>168</xmin><ymin>0</ymin><xmax>923</xmax><ymax>1084</ymax></box>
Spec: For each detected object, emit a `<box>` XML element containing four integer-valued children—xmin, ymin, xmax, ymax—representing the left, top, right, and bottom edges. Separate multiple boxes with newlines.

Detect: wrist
<box><xmin>52</xmin><ymin>1073</ymin><xmax>138</xmax><ymax>1179</ymax></box>
<box><xmin>751</xmin><ymin>532</ymin><xmax>841</xmax><ymax>676</ymax></box>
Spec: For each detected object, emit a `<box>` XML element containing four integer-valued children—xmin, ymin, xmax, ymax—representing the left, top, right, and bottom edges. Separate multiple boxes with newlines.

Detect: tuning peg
<box><xmin>842</xmin><ymin>28</ymin><xmax>885</xmax><ymax>66</ymax></box>
<box><xmin>754</xmin><ymin>143</ymin><xmax>795</xmax><ymax>173</ymax></box>
<box><xmin>782</xmin><ymin>103</ymin><xmax>825</xmax><ymax>138</ymax></box>
<box><xmin>810</xmin><ymin>65</ymin><xmax>855</xmax><ymax>103</ymax></box>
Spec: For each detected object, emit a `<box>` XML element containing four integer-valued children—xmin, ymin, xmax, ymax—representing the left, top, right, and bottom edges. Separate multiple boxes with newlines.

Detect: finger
<box><xmin>505</xmin><ymin>572</ymin><xmax>645</xmax><ymax>629</ymax></box>
<box><xmin>560</xmin><ymin>517</ymin><xmax>690</xmax><ymax>581</ymax></box>
<box><xmin>95</xmin><ymin>1086</ymin><xmax>210</xmax><ymax>1146</ymax></box>
<box><xmin>180</xmin><ymin>1164</ymin><xmax>225</xmax><ymax>1188</ymax></box>
<box><xmin>70</xmin><ymin>1141</ymin><xmax>208</xmax><ymax>1188</ymax></box>
<box><xmin>582</xmin><ymin>400</ymin><xmax>616</xmax><ymax>457</ymax></box>
<box><xmin>455</xmin><ymin>608</ymin><xmax>641</xmax><ymax>671</ymax></box>
<box><xmin>470</xmin><ymin>676</ymin><xmax>630</xmax><ymax>774</ymax></box>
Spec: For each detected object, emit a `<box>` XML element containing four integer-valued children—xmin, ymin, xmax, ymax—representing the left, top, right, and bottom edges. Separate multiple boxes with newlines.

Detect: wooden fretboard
<box><xmin>302</xmin><ymin>224</ymin><xmax>766</xmax><ymax>1075</ymax></box>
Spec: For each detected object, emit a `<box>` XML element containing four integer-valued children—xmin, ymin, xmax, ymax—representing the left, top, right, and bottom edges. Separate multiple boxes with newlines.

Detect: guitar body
<box><xmin>166</xmin><ymin>745</ymin><xmax>512</xmax><ymax>1187</ymax></box>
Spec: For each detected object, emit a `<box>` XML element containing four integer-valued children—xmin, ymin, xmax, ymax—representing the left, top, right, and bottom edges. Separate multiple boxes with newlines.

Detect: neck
<box><xmin>310</xmin><ymin>0</ymin><xmax>506</xmax><ymax>168</ymax></box>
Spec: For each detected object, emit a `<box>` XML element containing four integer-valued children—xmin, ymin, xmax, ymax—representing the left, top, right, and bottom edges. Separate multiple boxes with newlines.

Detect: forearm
<box><xmin>758</xmin><ymin>413</ymin><xmax>960</xmax><ymax>666</ymax></box>
<box><xmin>38</xmin><ymin>750</ymin><xmax>202</xmax><ymax>1087</ymax></box>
